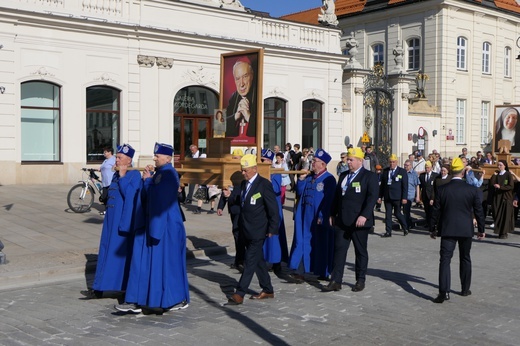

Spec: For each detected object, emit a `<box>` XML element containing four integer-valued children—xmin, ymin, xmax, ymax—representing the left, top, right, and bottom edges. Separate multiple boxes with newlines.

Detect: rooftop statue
<box><xmin>318</xmin><ymin>0</ymin><xmax>339</xmax><ymax>27</ymax></box>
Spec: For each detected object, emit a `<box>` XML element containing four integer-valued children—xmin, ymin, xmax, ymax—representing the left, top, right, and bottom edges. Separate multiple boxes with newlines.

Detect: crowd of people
<box><xmin>84</xmin><ymin>141</ymin><xmax>518</xmax><ymax>314</ymax></box>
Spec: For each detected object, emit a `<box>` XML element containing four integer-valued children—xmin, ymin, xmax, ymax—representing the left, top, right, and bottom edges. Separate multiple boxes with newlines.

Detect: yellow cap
<box><xmin>240</xmin><ymin>154</ymin><xmax>257</xmax><ymax>168</ymax></box>
<box><xmin>451</xmin><ymin>157</ymin><xmax>464</xmax><ymax>172</ymax></box>
<box><xmin>389</xmin><ymin>154</ymin><xmax>398</xmax><ymax>161</ymax></box>
<box><xmin>348</xmin><ymin>147</ymin><xmax>365</xmax><ymax>160</ymax></box>
<box><xmin>232</xmin><ymin>148</ymin><xmax>244</xmax><ymax>156</ymax></box>
<box><xmin>425</xmin><ymin>160</ymin><xmax>432</xmax><ymax>168</ymax></box>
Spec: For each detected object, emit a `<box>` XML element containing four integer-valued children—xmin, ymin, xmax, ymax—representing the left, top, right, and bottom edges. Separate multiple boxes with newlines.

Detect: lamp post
<box><xmin>415</xmin><ymin>70</ymin><xmax>429</xmax><ymax>98</ymax></box>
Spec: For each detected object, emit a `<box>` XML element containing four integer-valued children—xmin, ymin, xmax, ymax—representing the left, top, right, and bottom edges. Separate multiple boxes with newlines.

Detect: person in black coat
<box><xmin>227</xmin><ymin>154</ymin><xmax>280</xmax><ymax>305</ymax></box>
<box><xmin>419</xmin><ymin>161</ymin><xmax>439</xmax><ymax>228</ymax></box>
<box><xmin>218</xmin><ymin>184</ymin><xmax>244</xmax><ymax>272</ymax></box>
<box><xmin>430</xmin><ymin>157</ymin><xmax>485</xmax><ymax>303</ymax></box>
<box><xmin>378</xmin><ymin>154</ymin><xmax>408</xmax><ymax>237</ymax></box>
<box><xmin>324</xmin><ymin>148</ymin><xmax>379</xmax><ymax>293</ymax></box>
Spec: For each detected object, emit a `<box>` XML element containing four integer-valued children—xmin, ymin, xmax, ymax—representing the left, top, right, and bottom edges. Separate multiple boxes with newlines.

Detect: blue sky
<box><xmin>240</xmin><ymin>0</ymin><xmax>322</xmax><ymax>17</ymax></box>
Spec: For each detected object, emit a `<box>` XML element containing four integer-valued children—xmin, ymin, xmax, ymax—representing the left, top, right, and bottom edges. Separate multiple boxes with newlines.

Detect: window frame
<box><xmin>482</xmin><ymin>42</ymin><xmax>491</xmax><ymax>75</ymax></box>
<box><xmin>457</xmin><ymin>36</ymin><xmax>467</xmax><ymax>71</ymax></box>
<box><xmin>371</xmin><ymin>43</ymin><xmax>384</xmax><ymax>67</ymax></box>
<box><xmin>302</xmin><ymin>100</ymin><xmax>323</xmax><ymax>150</ymax></box>
<box><xmin>21</xmin><ymin>81</ymin><xmax>61</xmax><ymax>163</ymax></box>
<box><xmin>263</xmin><ymin>97</ymin><xmax>286</xmax><ymax>150</ymax></box>
<box><xmin>407</xmin><ymin>38</ymin><xmax>420</xmax><ymax>71</ymax></box>
<box><xmin>456</xmin><ymin>99</ymin><xmax>466</xmax><ymax>144</ymax></box>
<box><xmin>481</xmin><ymin>101</ymin><xmax>490</xmax><ymax>145</ymax></box>
<box><xmin>504</xmin><ymin>46</ymin><xmax>512</xmax><ymax>78</ymax></box>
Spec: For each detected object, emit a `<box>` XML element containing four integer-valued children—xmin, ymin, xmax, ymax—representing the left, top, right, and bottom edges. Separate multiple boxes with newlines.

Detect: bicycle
<box><xmin>67</xmin><ymin>168</ymin><xmax>104</xmax><ymax>213</ymax></box>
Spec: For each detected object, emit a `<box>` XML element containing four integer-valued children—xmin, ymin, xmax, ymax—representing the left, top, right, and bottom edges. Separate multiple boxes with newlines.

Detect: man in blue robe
<box><xmin>83</xmin><ymin>144</ymin><xmax>141</xmax><ymax>299</ymax></box>
<box><xmin>116</xmin><ymin>143</ymin><xmax>189</xmax><ymax>314</ymax></box>
<box><xmin>288</xmin><ymin>148</ymin><xmax>336</xmax><ymax>282</ymax></box>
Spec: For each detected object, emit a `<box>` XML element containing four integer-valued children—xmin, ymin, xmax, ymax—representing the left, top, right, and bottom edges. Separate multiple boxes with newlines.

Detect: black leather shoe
<box><xmin>288</xmin><ymin>273</ymin><xmax>305</xmax><ymax>284</ymax></box>
<box><xmin>461</xmin><ymin>290</ymin><xmax>472</xmax><ymax>297</ymax></box>
<box><xmin>322</xmin><ymin>281</ymin><xmax>342</xmax><ymax>292</ymax></box>
<box><xmin>433</xmin><ymin>292</ymin><xmax>450</xmax><ymax>303</ymax></box>
<box><xmin>381</xmin><ymin>233</ymin><xmax>392</xmax><ymax>238</ymax></box>
<box><xmin>352</xmin><ymin>281</ymin><xmax>365</xmax><ymax>292</ymax></box>
<box><xmin>404</xmin><ymin>229</ymin><xmax>409</xmax><ymax>236</ymax></box>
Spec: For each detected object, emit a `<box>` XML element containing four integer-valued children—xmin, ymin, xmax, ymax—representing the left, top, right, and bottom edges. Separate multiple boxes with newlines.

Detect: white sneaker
<box><xmin>490</xmin><ymin>223</ymin><xmax>494</xmax><ymax>228</ymax></box>
<box><xmin>165</xmin><ymin>301</ymin><xmax>189</xmax><ymax>312</ymax></box>
<box><xmin>114</xmin><ymin>303</ymin><xmax>142</xmax><ymax>313</ymax></box>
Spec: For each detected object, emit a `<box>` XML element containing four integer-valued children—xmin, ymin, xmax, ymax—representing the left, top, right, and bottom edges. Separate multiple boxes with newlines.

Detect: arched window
<box><xmin>173</xmin><ymin>86</ymin><xmax>218</xmax><ymax>160</ymax></box>
<box><xmin>372</xmin><ymin>43</ymin><xmax>384</xmax><ymax>67</ymax></box>
<box><xmin>457</xmin><ymin>36</ymin><xmax>467</xmax><ymax>70</ymax></box>
<box><xmin>302</xmin><ymin>100</ymin><xmax>322</xmax><ymax>149</ymax></box>
<box><xmin>21</xmin><ymin>81</ymin><xmax>61</xmax><ymax>162</ymax></box>
<box><xmin>407</xmin><ymin>38</ymin><xmax>420</xmax><ymax>71</ymax></box>
<box><xmin>86</xmin><ymin>86</ymin><xmax>120</xmax><ymax>162</ymax></box>
<box><xmin>482</xmin><ymin>42</ymin><xmax>491</xmax><ymax>74</ymax></box>
<box><xmin>263</xmin><ymin>98</ymin><xmax>286</xmax><ymax>150</ymax></box>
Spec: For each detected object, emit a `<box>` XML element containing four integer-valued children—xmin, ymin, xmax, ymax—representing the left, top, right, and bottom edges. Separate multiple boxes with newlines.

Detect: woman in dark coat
<box><xmin>490</xmin><ymin>160</ymin><xmax>515</xmax><ymax>239</ymax></box>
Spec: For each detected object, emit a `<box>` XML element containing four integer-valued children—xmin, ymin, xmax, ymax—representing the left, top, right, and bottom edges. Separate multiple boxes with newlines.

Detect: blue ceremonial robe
<box><xmin>289</xmin><ymin>171</ymin><xmax>336</xmax><ymax>276</ymax></box>
<box><xmin>125</xmin><ymin>163</ymin><xmax>189</xmax><ymax>308</ymax></box>
<box><xmin>93</xmin><ymin>170</ymin><xmax>141</xmax><ymax>292</ymax></box>
<box><xmin>263</xmin><ymin>174</ymin><xmax>289</xmax><ymax>264</ymax></box>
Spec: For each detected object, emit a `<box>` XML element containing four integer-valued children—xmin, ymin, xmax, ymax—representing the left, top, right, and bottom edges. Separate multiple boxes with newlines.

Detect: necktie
<box><xmin>427</xmin><ymin>173</ymin><xmax>430</xmax><ymax>181</ymax></box>
<box><xmin>241</xmin><ymin>181</ymin><xmax>251</xmax><ymax>205</ymax></box>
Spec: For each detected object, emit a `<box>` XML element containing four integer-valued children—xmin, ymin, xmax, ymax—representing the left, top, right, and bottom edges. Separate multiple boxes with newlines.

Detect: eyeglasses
<box><xmin>340</xmin><ymin>156</ymin><xmax>346</xmax><ymax>159</ymax></box>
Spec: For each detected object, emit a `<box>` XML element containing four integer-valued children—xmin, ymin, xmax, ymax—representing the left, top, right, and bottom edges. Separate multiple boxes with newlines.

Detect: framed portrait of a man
<box><xmin>494</xmin><ymin>105</ymin><xmax>520</xmax><ymax>154</ymax></box>
<box><xmin>220</xmin><ymin>49</ymin><xmax>263</xmax><ymax>146</ymax></box>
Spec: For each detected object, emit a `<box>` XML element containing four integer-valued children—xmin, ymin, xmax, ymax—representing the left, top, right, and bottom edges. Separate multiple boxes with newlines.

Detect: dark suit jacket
<box><xmin>231</xmin><ymin>174</ymin><xmax>279</xmax><ymax>240</ymax></box>
<box><xmin>331</xmin><ymin>168</ymin><xmax>379</xmax><ymax>229</ymax></box>
<box><xmin>431</xmin><ymin>178</ymin><xmax>485</xmax><ymax>237</ymax></box>
<box><xmin>379</xmin><ymin>166</ymin><xmax>408</xmax><ymax>201</ymax></box>
<box><xmin>419</xmin><ymin>171</ymin><xmax>439</xmax><ymax>201</ymax></box>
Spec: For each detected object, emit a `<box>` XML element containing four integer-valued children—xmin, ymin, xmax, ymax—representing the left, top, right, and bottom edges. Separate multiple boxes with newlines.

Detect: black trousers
<box><xmin>403</xmin><ymin>199</ymin><xmax>414</xmax><ymax>229</ymax></box>
<box><xmin>438</xmin><ymin>236</ymin><xmax>472</xmax><ymax>293</ymax></box>
<box><xmin>384</xmin><ymin>200</ymin><xmax>407</xmax><ymax>234</ymax></box>
<box><xmin>236</xmin><ymin>237</ymin><xmax>273</xmax><ymax>296</ymax></box>
<box><xmin>330</xmin><ymin>226</ymin><xmax>369</xmax><ymax>284</ymax></box>
<box><xmin>423</xmin><ymin>198</ymin><xmax>433</xmax><ymax>226</ymax></box>
<box><xmin>232</xmin><ymin>225</ymin><xmax>245</xmax><ymax>266</ymax></box>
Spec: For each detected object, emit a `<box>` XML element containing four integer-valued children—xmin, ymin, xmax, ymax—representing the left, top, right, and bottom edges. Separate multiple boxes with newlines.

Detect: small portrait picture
<box><xmin>220</xmin><ymin>49</ymin><xmax>263</xmax><ymax>146</ymax></box>
<box><xmin>494</xmin><ymin>105</ymin><xmax>520</xmax><ymax>154</ymax></box>
<box><xmin>213</xmin><ymin>109</ymin><xmax>226</xmax><ymax>138</ymax></box>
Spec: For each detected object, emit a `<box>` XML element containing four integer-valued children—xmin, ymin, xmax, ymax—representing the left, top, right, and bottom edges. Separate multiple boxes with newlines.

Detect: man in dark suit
<box><xmin>419</xmin><ymin>160</ymin><xmax>439</xmax><ymax>229</ymax></box>
<box><xmin>227</xmin><ymin>154</ymin><xmax>280</xmax><ymax>305</ymax></box>
<box><xmin>324</xmin><ymin>147</ymin><xmax>379</xmax><ymax>293</ymax></box>
<box><xmin>378</xmin><ymin>154</ymin><xmax>408</xmax><ymax>237</ymax></box>
<box><xmin>430</xmin><ymin>157</ymin><xmax>485</xmax><ymax>303</ymax></box>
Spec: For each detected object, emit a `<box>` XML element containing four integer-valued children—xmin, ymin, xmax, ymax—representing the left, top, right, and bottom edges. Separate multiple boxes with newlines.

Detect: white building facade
<box><xmin>337</xmin><ymin>0</ymin><xmax>520</xmax><ymax>160</ymax></box>
<box><xmin>0</xmin><ymin>0</ymin><xmax>345</xmax><ymax>185</ymax></box>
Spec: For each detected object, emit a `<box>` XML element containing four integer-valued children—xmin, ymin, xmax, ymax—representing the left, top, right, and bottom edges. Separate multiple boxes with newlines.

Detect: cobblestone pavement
<box><xmin>1</xmin><ymin>184</ymin><xmax>519</xmax><ymax>345</ymax></box>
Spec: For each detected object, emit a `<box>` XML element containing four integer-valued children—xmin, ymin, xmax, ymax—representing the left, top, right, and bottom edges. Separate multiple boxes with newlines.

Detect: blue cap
<box><xmin>117</xmin><ymin>144</ymin><xmax>135</xmax><ymax>159</ymax></box>
<box><xmin>314</xmin><ymin>148</ymin><xmax>332</xmax><ymax>164</ymax></box>
<box><xmin>417</xmin><ymin>151</ymin><xmax>423</xmax><ymax>157</ymax></box>
<box><xmin>154</xmin><ymin>142</ymin><xmax>173</xmax><ymax>156</ymax></box>
<box><xmin>261</xmin><ymin>148</ymin><xmax>275</xmax><ymax>161</ymax></box>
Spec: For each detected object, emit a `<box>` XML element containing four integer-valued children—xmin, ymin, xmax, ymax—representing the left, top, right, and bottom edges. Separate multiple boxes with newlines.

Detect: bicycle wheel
<box><xmin>67</xmin><ymin>183</ymin><xmax>94</xmax><ymax>213</ymax></box>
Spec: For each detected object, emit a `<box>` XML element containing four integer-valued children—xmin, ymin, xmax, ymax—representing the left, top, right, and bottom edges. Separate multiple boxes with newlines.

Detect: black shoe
<box><xmin>193</xmin><ymin>209</ymin><xmax>201</xmax><ymax>214</ymax></box>
<box><xmin>433</xmin><ymin>292</ymin><xmax>450</xmax><ymax>303</ymax></box>
<box><xmin>352</xmin><ymin>281</ymin><xmax>365</xmax><ymax>292</ymax></box>
<box><xmin>184</xmin><ymin>199</ymin><xmax>192</xmax><ymax>204</ymax></box>
<box><xmin>381</xmin><ymin>233</ymin><xmax>392</xmax><ymax>238</ymax></box>
<box><xmin>287</xmin><ymin>273</ymin><xmax>305</xmax><ymax>284</ymax></box>
<box><xmin>461</xmin><ymin>290</ymin><xmax>472</xmax><ymax>297</ymax></box>
<box><xmin>80</xmin><ymin>289</ymin><xmax>102</xmax><ymax>299</ymax></box>
<box><xmin>317</xmin><ymin>276</ymin><xmax>329</xmax><ymax>281</ymax></box>
<box><xmin>404</xmin><ymin>229</ymin><xmax>409</xmax><ymax>236</ymax></box>
<box><xmin>322</xmin><ymin>281</ymin><xmax>342</xmax><ymax>292</ymax></box>
<box><xmin>207</xmin><ymin>209</ymin><xmax>215</xmax><ymax>214</ymax></box>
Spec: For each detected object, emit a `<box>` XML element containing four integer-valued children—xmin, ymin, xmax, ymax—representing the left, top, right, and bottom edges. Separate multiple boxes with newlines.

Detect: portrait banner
<box><xmin>494</xmin><ymin>105</ymin><xmax>520</xmax><ymax>154</ymax></box>
<box><xmin>220</xmin><ymin>49</ymin><xmax>263</xmax><ymax>147</ymax></box>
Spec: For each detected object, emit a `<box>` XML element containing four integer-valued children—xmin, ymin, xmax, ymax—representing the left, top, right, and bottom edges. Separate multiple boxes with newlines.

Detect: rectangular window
<box><xmin>456</xmin><ymin>99</ymin><xmax>466</xmax><ymax>144</ymax></box>
<box><xmin>407</xmin><ymin>38</ymin><xmax>420</xmax><ymax>70</ymax></box>
<box><xmin>505</xmin><ymin>47</ymin><xmax>511</xmax><ymax>77</ymax></box>
<box><xmin>21</xmin><ymin>82</ymin><xmax>61</xmax><ymax>161</ymax></box>
<box><xmin>481</xmin><ymin>101</ymin><xmax>490</xmax><ymax>144</ymax></box>
<box><xmin>482</xmin><ymin>42</ymin><xmax>491</xmax><ymax>74</ymax></box>
<box><xmin>457</xmin><ymin>37</ymin><xmax>467</xmax><ymax>70</ymax></box>
<box><xmin>372</xmin><ymin>43</ymin><xmax>384</xmax><ymax>66</ymax></box>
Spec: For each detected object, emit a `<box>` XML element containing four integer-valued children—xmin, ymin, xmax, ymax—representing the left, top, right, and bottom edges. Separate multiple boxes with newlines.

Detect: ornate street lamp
<box><xmin>415</xmin><ymin>70</ymin><xmax>429</xmax><ymax>98</ymax></box>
